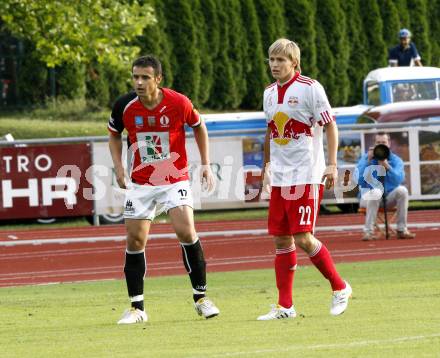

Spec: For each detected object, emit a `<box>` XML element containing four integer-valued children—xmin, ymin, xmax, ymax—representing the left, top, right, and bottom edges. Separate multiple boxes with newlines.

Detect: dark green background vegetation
<box><xmin>1</xmin><ymin>0</ymin><xmax>439</xmax><ymax>111</ymax></box>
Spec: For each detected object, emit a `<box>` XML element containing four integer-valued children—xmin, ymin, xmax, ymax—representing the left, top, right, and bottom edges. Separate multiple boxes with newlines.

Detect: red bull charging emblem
<box><xmin>268</xmin><ymin>112</ymin><xmax>312</xmax><ymax>145</ymax></box>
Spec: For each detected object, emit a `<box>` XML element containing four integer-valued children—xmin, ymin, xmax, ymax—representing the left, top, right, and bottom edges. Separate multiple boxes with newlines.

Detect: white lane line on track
<box><xmin>1</xmin><ymin>222</ymin><xmax>438</xmax><ymax>247</ymax></box>
<box><xmin>198</xmin><ymin>333</ymin><xmax>440</xmax><ymax>358</ymax></box>
<box><xmin>2</xmin><ymin>246</ymin><xmax>440</xmax><ymax>283</ymax></box>
<box><xmin>1</xmin><ymin>235</ymin><xmax>439</xmax><ymax>261</ymax></box>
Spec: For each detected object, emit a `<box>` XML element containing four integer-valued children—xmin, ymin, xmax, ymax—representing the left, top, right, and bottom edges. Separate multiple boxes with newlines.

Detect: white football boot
<box><xmin>330</xmin><ymin>281</ymin><xmax>352</xmax><ymax>316</ymax></box>
<box><xmin>194</xmin><ymin>297</ymin><xmax>220</xmax><ymax>319</ymax></box>
<box><xmin>117</xmin><ymin>308</ymin><xmax>148</xmax><ymax>324</ymax></box>
<box><xmin>257</xmin><ymin>304</ymin><xmax>297</xmax><ymax>321</ymax></box>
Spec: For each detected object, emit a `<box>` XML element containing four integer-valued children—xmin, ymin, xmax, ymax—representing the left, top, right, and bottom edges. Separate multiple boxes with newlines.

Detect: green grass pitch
<box><xmin>1</xmin><ymin>257</ymin><xmax>439</xmax><ymax>357</ymax></box>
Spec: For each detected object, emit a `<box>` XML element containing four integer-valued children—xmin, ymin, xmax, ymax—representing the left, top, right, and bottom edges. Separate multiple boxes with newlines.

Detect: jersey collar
<box><xmin>277</xmin><ymin>71</ymin><xmax>300</xmax><ymax>88</ymax></box>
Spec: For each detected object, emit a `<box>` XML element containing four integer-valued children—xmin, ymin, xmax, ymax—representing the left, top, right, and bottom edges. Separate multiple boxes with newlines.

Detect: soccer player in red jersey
<box><xmin>108</xmin><ymin>55</ymin><xmax>219</xmax><ymax>324</ymax></box>
<box><xmin>258</xmin><ymin>39</ymin><xmax>352</xmax><ymax>320</ymax></box>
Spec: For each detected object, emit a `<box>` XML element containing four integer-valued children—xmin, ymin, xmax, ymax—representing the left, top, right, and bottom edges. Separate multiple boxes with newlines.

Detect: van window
<box><xmin>366</xmin><ymin>82</ymin><xmax>380</xmax><ymax>105</ymax></box>
<box><xmin>392</xmin><ymin>81</ymin><xmax>439</xmax><ymax>103</ymax></box>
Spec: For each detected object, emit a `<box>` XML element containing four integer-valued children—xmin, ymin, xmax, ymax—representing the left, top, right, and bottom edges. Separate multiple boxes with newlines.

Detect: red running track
<box><xmin>0</xmin><ymin>210</ymin><xmax>439</xmax><ymax>287</ymax></box>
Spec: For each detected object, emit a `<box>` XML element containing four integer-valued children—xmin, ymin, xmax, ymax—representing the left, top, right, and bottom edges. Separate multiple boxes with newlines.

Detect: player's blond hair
<box><xmin>268</xmin><ymin>38</ymin><xmax>301</xmax><ymax>73</ymax></box>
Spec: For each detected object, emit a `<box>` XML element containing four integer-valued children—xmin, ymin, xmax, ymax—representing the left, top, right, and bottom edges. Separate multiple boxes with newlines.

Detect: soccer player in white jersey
<box><xmin>108</xmin><ymin>55</ymin><xmax>219</xmax><ymax>324</ymax></box>
<box><xmin>257</xmin><ymin>38</ymin><xmax>352</xmax><ymax>320</ymax></box>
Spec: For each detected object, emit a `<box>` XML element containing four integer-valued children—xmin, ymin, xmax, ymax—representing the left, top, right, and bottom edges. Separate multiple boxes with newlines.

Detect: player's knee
<box><xmin>126</xmin><ymin>233</ymin><xmax>146</xmax><ymax>251</ymax></box>
<box><xmin>293</xmin><ymin>233</ymin><xmax>314</xmax><ymax>251</ymax></box>
<box><xmin>176</xmin><ymin>230</ymin><xmax>197</xmax><ymax>244</ymax></box>
<box><xmin>274</xmin><ymin>235</ymin><xmax>294</xmax><ymax>249</ymax></box>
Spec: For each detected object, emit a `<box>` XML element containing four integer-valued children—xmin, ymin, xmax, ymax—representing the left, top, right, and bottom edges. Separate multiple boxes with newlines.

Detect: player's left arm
<box><xmin>322</xmin><ymin>121</ymin><xmax>338</xmax><ymax>189</ymax></box>
<box><xmin>192</xmin><ymin>121</ymin><xmax>215</xmax><ymax>191</ymax></box>
<box><xmin>310</xmin><ymin>82</ymin><xmax>338</xmax><ymax>189</ymax></box>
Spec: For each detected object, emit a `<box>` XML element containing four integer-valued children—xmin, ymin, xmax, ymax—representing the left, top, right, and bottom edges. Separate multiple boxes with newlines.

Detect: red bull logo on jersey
<box><xmin>268</xmin><ymin>112</ymin><xmax>312</xmax><ymax>145</ymax></box>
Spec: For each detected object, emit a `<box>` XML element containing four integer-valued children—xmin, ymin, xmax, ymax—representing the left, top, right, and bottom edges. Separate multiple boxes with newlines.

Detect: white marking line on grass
<box><xmin>1</xmin><ymin>222</ymin><xmax>438</xmax><ymax>247</ymax></box>
<box><xmin>201</xmin><ymin>333</ymin><xmax>440</xmax><ymax>357</ymax></box>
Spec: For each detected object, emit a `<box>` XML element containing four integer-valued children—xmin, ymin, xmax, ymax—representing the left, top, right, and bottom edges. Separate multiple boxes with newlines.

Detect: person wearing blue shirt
<box><xmin>356</xmin><ymin>133</ymin><xmax>415</xmax><ymax>241</ymax></box>
<box><xmin>388</xmin><ymin>28</ymin><xmax>422</xmax><ymax>67</ymax></box>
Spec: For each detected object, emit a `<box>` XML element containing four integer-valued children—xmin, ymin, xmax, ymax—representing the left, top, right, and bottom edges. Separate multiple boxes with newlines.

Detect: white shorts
<box><xmin>123</xmin><ymin>180</ymin><xmax>193</xmax><ymax>220</ymax></box>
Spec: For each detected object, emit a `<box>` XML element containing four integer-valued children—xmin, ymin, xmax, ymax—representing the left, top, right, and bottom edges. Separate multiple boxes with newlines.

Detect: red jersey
<box><xmin>108</xmin><ymin>88</ymin><xmax>201</xmax><ymax>185</ymax></box>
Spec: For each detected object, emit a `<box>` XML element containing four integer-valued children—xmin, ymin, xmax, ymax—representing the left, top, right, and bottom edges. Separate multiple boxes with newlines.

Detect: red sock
<box><xmin>309</xmin><ymin>241</ymin><xmax>345</xmax><ymax>291</ymax></box>
<box><xmin>275</xmin><ymin>246</ymin><xmax>297</xmax><ymax>308</ymax></box>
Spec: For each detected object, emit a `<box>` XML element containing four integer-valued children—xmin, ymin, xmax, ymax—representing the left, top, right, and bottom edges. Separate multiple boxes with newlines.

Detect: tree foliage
<box><xmin>0</xmin><ymin>0</ymin><xmax>155</xmax><ymax>67</ymax></box>
<box><xmin>1</xmin><ymin>0</ymin><xmax>439</xmax><ymax>110</ymax></box>
<box><xmin>162</xmin><ymin>0</ymin><xmax>201</xmax><ymax>104</ymax></box>
<box><xmin>342</xmin><ymin>0</ymin><xmax>369</xmax><ymax>104</ymax></box>
<box><xmin>284</xmin><ymin>0</ymin><xmax>317</xmax><ymax>78</ymax></box>
<box><xmin>360</xmin><ymin>0</ymin><xmax>388</xmax><ymax>69</ymax></box>
<box><xmin>408</xmin><ymin>0</ymin><xmax>431</xmax><ymax>65</ymax></box>
<box><xmin>428</xmin><ymin>0</ymin><xmax>440</xmax><ymax>67</ymax></box>
<box><xmin>240</xmin><ymin>0</ymin><xmax>269</xmax><ymax>109</ymax></box>
<box><xmin>379</xmin><ymin>0</ymin><xmax>401</xmax><ymax>47</ymax></box>
<box><xmin>315</xmin><ymin>0</ymin><xmax>350</xmax><ymax>105</ymax></box>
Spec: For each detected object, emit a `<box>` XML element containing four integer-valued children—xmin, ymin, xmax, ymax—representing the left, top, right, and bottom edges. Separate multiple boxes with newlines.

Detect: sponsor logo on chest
<box><xmin>135</xmin><ymin>116</ymin><xmax>144</xmax><ymax>128</ymax></box>
<box><xmin>160</xmin><ymin>115</ymin><xmax>170</xmax><ymax>127</ymax></box>
<box><xmin>148</xmin><ymin>116</ymin><xmax>156</xmax><ymax>127</ymax></box>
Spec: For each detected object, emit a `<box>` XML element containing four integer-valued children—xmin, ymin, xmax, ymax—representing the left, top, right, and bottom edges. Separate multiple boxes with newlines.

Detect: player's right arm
<box><xmin>109</xmin><ymin>133</ymin><xmax>126</xmax><ymax>189</ymax></box>
<box><xmin>107</xmin><ymin>93</ymin><xmax>135</xmax><ymax>189</ymax></box>
<box><xmin>262</xmin><ymin>84</ymin><xmax>272</xmax><ymax>194</ymax></box>
<box><xmin>261</xmin><ymin>126</ymin><xmax>272</xmax><ymax>195</ymax></box>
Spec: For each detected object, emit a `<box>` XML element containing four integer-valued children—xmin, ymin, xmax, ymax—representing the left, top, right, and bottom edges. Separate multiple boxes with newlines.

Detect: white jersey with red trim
<box><xmin>263</xmin><ymin>72</ymin><xmax>334</xmax><ymax>186</ymax></box>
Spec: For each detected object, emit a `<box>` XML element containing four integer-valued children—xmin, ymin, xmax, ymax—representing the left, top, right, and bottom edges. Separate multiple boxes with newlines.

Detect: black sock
<box><xmin>124</xmin><ymin>250</ymin><xmax>146</xmax><ymax>311</ymax></box>
<box><xmin>181</xmin><ymin>239</ymin><xmax>207</xmax><ymax>302</ymax></box>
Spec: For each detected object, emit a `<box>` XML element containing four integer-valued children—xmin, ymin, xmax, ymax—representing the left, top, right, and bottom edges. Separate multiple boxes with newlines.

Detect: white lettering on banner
<box><xmin>2</xmin><ymin>179</ymin><xmax>39</xmax><ymax>207</ymax></box>
<box><xmin>2</xmin><ymin>156</ymin><xmax>13</xmax><ymax>173</ymax></box>
<box><xmin>1</xmin><ymin>154</ymin><xmax>52</xmax><ymax>173</ymax></box>
<box><xmin>35</xmin><ymin>154</ymin><xmax>52</xmax><ymax>172</ymax></box>
<box><xmin>17</xmin><ymin>155</ymin><xmax>29</xmax><ymax>172</ymax></box>
<box><xmin>42</xmin><ymin>177</ymin><xmax>77</xmax><ymax>206</ymax></box>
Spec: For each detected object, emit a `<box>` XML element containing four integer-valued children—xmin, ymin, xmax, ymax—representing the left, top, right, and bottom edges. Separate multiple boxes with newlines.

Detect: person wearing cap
<box><xmin>388</xmin><ymin>28</ymin><xmax>422</xmax><ymax>67</ymax></box>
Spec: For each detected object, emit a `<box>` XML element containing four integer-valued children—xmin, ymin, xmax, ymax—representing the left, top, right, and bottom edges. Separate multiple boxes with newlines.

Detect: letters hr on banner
<box><xmin>0</xmin><ymin>144</ymin><xmax>93</xmax><ymax>219</ymax></box>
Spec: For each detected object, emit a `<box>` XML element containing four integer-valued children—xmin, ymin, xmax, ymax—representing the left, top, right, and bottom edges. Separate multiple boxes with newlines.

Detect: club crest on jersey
<box><xmin>148</xmin><ymin>116</ymin><xmax>156</xmax><ymax>126</ymax></box>
<box><xmin>268</xmin><ymin>112</ymin><xmax>312</xmax><ymax>145</ymax></box>
<box><xmin>267</xmin><ymin>96</ymin><xmax>274</xmax><ymax>107</ymax></box>
<box><xmin>135</xmin><ymin>116</ymin><xmax>144</xmax><ymax>128</ymax></box>
<box><xmin>160</xmin><ymin>115</ymin><xmax>170</xmax><ymax>127</ymax></box>
<box><xmin>288</xmin><ymin>96</ymin><xmax>299</xmax><ymax>107</ymax></box>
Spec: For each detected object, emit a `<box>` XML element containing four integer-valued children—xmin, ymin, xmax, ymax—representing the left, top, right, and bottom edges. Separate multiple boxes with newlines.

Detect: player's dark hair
<box><xmin>132</xmin><ymin>55</ymin><xmax>162</xmax><ymax>76</ymax></box>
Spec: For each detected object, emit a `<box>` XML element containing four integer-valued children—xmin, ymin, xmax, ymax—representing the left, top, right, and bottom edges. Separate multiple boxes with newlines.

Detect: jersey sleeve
<box><xmin>108</xmin><ymin>94</ymin><xmax>133</xmax><ymax>134</ymax></box>
<box><xmin>411</xmin><ymin>43</ymin><xmax>421</xmax><ymax>61</ymax></box>
<box><xmin>309</xmin><ymin>82</ymin><xmax>334</xmax><ymax>126</ymax></box>
<box><xmin>263</xmin><ymin>89</ymin><xmax>270</xmax><ymax>121</ymax></box>
<box><xmin>182</xmin><ymin>96</ymin><xmax>202</xmax><ymax>127</ymax></box>
<box><xmin>388</xmin><ymin>46</ymin><xmax>398</xmax><ymax>60</ymax></box>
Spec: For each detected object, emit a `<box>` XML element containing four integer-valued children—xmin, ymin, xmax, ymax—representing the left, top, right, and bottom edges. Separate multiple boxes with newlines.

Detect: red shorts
<box><xmin>268</xmin><ymin>184</ymin><xmax>324</xmax><ymax>236</ymax></box>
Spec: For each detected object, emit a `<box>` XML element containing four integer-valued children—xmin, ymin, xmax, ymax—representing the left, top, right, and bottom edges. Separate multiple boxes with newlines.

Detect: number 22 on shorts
<box><xmin>299</xmin><ymin>205</ymin><xmax>311</xmax><ymax>225</ymax></box>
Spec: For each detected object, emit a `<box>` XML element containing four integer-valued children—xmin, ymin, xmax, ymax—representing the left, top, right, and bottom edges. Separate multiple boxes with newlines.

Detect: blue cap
<box><xmin>399</xmin><ymin>28</ymin><xmax>411</xmax><ymax>38</ymax></box>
